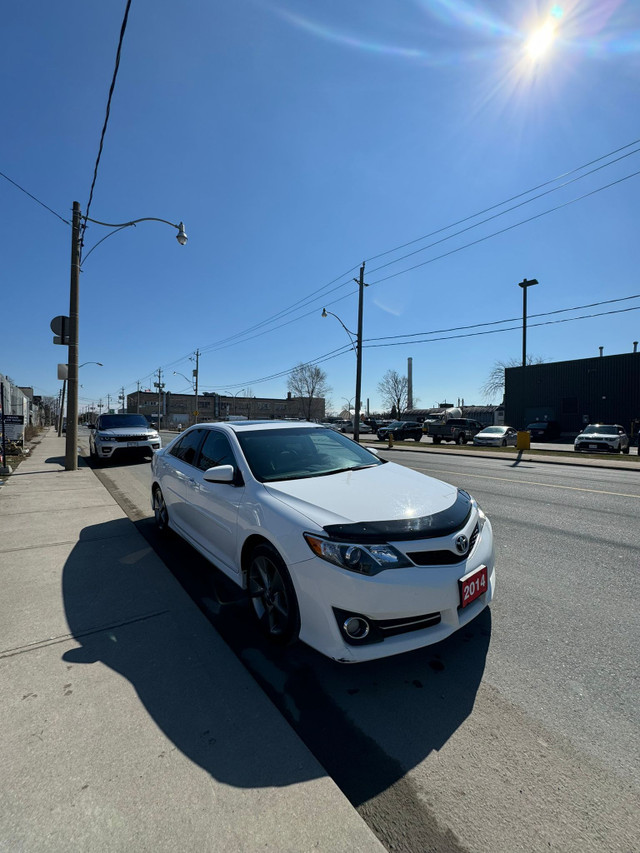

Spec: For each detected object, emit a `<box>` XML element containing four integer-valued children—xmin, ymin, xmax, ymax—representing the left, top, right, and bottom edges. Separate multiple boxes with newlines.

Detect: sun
<box><xmin>525</xmin><ymin>21</ymin><xmax>557</xmax><ymax>60</ymax></box>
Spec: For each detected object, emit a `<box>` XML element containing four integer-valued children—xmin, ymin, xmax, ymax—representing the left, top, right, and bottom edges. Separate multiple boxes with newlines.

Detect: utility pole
<box><xmin>64</xmin><ymin>201</ymin><xmax>81</xmax><ymax>470</ymax></box>
<box><xmin>57</xmin><ymin>379</ymin><xmax>67</xmax><ymax>437</ymax></box>
<box><xmin>154</xmin><ymin>368</ymin><xmax>165</xmax><ymax>428</ymax></box>
<box><xmin>119</xmin><ymin>386</ymin><xmax>126</xmax><ymax>414</ymax></box>
<box><xmin>353</xmin><ymin>262</ymin><xmax>366</xmax><ymax>443</ymax></box>
<box><xmin>192</xmin><ymin>349</ymin><xmax>200</xmax><ymax>424</ymax></box>
<box><xmin>136</xmin><ymin>381</ymin><xmax>141</xmax><ymax>413</ymax></box>
<box><xmin>106</xmin><ymin>393</ymin><xmax>112</xmax><ymax>413</ymax></box>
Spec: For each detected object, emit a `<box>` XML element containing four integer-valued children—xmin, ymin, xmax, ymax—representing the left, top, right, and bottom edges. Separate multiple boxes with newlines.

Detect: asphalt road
<box><xmin>79</xmin><ymin>429</ymin><xmax>639</xmax><ymax>853</ymax></box>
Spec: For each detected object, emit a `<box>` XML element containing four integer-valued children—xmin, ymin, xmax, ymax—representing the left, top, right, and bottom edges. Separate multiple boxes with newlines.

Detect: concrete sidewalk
<box><xmin>0</xmin><ymin>429</ymin><xmax>385</xmax><ymax>852</ymax></box>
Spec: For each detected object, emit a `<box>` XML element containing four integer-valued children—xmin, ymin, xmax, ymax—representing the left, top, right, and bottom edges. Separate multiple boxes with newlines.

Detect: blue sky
<box><xmin>1</xmin><ymin>0</ymin><xmax>639</xmax><ymax>415</ymax></box>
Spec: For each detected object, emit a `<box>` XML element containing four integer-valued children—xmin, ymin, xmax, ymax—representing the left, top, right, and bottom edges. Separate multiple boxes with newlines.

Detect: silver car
<box><xmin>473</xmin><ymin>426</ymin><xmax>518</xmax><ymax>447</ymax></box>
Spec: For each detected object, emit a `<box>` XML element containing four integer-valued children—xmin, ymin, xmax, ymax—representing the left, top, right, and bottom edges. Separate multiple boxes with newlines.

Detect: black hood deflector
<box><xmin>323</xmin><ymin>489</ymin><xmax>472</xmax><ymax>542</ymax></box>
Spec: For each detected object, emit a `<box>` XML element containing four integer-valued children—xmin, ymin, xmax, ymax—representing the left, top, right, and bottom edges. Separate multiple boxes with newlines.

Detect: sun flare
<box><xmin>525</xmin><ymin>21</ymin><xmax>557</xmax><ymax>60</ymax></box>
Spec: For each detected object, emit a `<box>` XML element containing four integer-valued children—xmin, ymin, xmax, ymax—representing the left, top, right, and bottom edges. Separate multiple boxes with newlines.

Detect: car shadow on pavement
<box><xmin>59</xmin><ymin>518</ymin><xmax>327</xmax><ymax>790</ymax></box>
<box><xmin>143</xmin><ymin>516</ymin><xmax>492</xmax><ymax>823</ymax></box>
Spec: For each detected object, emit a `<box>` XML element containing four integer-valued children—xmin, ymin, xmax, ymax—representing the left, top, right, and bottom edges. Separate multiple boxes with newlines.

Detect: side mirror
<box><xmin>87</xmin><ymin>423</ymin><xmax>96</xmax><ymax>430</ymax></box>
<box><xmin>202</xmin><ymin>464</ymin><xmax>235</xmax><ymax>484</ymax></box>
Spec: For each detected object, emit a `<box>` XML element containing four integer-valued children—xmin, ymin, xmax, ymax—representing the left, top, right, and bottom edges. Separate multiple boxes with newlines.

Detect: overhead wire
<box><xmin>81</xmin><ymin>0</ymin><xmax>132</xmax><ymax>249</ymax></box>
<box><xmin>0</xmin><ymin>170</ymin><xmax>70</xmax><ymax>225</ymax></box>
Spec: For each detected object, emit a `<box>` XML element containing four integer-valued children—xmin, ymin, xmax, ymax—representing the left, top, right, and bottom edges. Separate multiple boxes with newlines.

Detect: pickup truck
<box><xmin>423</xmin><ymin>418</ymin><xmax>485</xmax><ymax>445</ymax></box>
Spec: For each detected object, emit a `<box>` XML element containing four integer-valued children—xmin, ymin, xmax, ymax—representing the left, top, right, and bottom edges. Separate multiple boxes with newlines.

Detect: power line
<box><xmin>364</xmin><ymin>294</ymin><xmax>640</xmax><ymax>343</ymax></box>
<box><xmin>363</xmin><ymin>306</ymin><xmax>640</xmax><ymax>349</ymax></box>
<box><xmin>169</xmin><ymin>139</ymin><xmax>640</xmax><ymax>362</ymax></box>
<box><xmin>366</xmin><ymin>146</ymin><xmax>640</xmax><ymax>277</ymax></box>
<box><xmin>82</xmin><ymin>0</ymin><xmax>132</xmax><ymax>242</ymax></box>
<box><xmin>369</xmin><ymin>169</ymin><xmax>640</xmax><ymax>285</ymax></box>
<box><xmin>364</xmin><ymin>137</ymin><xmax>640</xmax><ymax>265</ymax></box>
<box><xmin>0</xmin><ymin>170</ymin><xmax>70</xmax><ymax>225</ymax></box>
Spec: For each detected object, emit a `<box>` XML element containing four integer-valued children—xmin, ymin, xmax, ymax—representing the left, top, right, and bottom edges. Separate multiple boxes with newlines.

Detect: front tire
<box><xmin>501</xmin><ymin>439</ymin><xmax>507</xmax><ymax>447</ymax></box>
<box><xmin>153</xmin><ymin>486</ymin><xmax>170</xmax><ymax>534</ymax></box>
<box><xmin>248</xmin><ymin>544</ymin><xmax>300</xmax><ymax>645</ymax></box>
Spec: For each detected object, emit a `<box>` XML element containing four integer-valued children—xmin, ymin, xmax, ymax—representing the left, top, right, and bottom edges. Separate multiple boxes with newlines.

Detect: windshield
<box><xmin>98</xmin><ymin>414</ymin><xmax>150</xmax><ymax>429</ymax></box>
<box><xmin>527</xmin><ymin>423</ymin><xmax>548</xmax><ymax>429</ymax></box>
<box><xmin>481</xmin><ymin>427</ymin><xmax>505</xmax><ymax>434</ymax></box>
<box><xmin>583</xmin><ymin>425</ymin><xmax>619</xmax><ymax>435</ymax></box>
<box><xmin>386</xmin><ymin>421</ymin><xmax>405</xmax><ymax>429</ymax></box>
<box><xmin>236</xmin><ymin>426</ymin><xmax>383</xmax><ymax>482</ymax></box>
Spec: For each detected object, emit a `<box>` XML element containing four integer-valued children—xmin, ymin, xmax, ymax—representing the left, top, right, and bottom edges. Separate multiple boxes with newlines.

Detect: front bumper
<box><xmin>292</xmin><ymin>517</ymin><xmax>495</xmax><ymax>662</ymax></box>
<box><xmin>574</xmin><ymin>440</ymin><xmax>619</xmax><ymax>452</ymax></box>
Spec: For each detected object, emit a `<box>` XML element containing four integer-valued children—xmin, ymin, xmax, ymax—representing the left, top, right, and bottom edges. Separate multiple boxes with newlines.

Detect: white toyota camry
<box><xmin>151</xmin><ymin>420</ymin><xmax>495</xmax><ymax>662</ymax></box>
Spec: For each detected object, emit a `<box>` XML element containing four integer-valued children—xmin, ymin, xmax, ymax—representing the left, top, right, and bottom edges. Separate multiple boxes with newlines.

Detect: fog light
<box><xmin>343</xmin><ymin>616</ymin><xmax>370</xmax><ymax>640</ymax></box>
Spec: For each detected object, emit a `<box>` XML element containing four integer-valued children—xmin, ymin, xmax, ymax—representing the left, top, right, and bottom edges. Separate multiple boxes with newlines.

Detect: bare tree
<box><xmin>287</xmin><ymin>363</ymin><xmax>331</xmax><ymax>420</ymax></box>
<box><xmin>480</xmin><ymin>355</ymin><xmax>546</xmax><ymax>403</ymax></box>
<box><xmin>377</xmin><ymin>369</ymin><xmax>408</xmax><ymax>416</ymax></box>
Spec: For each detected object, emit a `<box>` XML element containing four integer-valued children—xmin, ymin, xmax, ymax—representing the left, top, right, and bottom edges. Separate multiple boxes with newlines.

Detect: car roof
<box><xmin>188</xmin><ymin>420</ymin><xmax>322</xmax><ymax>435</ymax></box>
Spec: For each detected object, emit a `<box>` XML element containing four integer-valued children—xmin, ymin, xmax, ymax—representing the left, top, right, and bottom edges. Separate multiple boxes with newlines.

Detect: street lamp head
<box><xmin>321</xmin><ymin>308</ymin><xmax>328</xmax><ymax>318</ymax></box>
<box><xmin>176</xmin><ymin>222</ymin><xmax>188</xmax><ymax>246</ymax></box>
<box><xmin>518</xmin><ymin>278</ymin><xmax>539</xmax><ymax>288</ymax></box>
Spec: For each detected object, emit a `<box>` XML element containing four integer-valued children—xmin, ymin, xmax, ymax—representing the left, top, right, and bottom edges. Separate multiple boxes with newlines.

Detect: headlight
<box><xmin>146</xmin><ymin>432</ymin><xmax>159</xmax><ymax>440</ymax></box>
<box><xmin>98</xmin><ymin>434</ymin><xmax>115</xmax><ymax>441</ymax></box>
<box><xmin>303</xmin><ymin>533</ymin><xmax>412</xmax><ymax>575</ymax></box>
<box><xmin>473</xmin><ymin>500</ymin><xmax>487</xmax><ymax>532</ymax></box>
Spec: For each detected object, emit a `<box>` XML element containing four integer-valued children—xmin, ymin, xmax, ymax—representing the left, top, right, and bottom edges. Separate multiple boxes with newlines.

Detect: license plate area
<box><xmin>459</xmin><ymin>565</ymin><xmax>488</xmax><ymax>608</ymax></box>
<box><xmin>127</xmin><ymin>442</ymin><xmax>138</xmax><ymax>447</ymax></box>
<box><xmin>588</xmin><ymin>444</ymin><xmax>598</xmax><ymax>450</ymax></box>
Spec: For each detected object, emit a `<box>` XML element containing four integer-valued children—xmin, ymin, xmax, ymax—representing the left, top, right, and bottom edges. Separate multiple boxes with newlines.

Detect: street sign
<box><xmin>57</xmin><ymin>363</ymin><xmax>68</xmax><ymax>381</ymax></box>
<box><xmin>50</xmin><ymin>315</ymin><xmax>69</xmax><ymax>345</ymax></box>
<box><xmin>193</xmin><ymin>410</ymin><xmax>199</xmax><ymax>416</ymax></box>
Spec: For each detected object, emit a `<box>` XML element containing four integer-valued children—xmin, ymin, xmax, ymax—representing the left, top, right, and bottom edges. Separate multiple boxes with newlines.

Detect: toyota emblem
<box><xmin>455</xmin><ymin>534</ymin><xmax>469</xmax><ymax>554</ymax></box>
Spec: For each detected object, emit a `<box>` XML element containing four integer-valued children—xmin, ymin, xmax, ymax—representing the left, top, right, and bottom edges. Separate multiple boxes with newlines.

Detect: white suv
<box><xmin>89</xmin><ymin>414</ymin><xmax>161</xmax><ymax>464</ymax></box>
<box><xmin>574</xmin><ymin>424</ymin><xmax>630</xmax><ymax>454</ymax></box>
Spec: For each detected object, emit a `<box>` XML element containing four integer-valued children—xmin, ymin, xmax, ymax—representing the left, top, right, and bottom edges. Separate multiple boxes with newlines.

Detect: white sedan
<box><xmin>473</xmin><ymin>426</ymin><xmax>518</xmax><ymax>447</ymax></box>
<box><xmin>151</xmin><ymin>421</ymin><xmax>495</xmax><ymax>662</ymax></box>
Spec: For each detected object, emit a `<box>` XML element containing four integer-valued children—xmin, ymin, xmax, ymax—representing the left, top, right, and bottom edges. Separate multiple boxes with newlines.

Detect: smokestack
<box><xmin>407</xmin><ymin>357</ymin><xmax>413</xmax><ymax>410</ymax></box>
<box><xmin>599</xmin><ymin>347</ymin><xmax>603</xmax><ymax>357</ymax></box>
<box><xmin>634</xmin><ymin>341</ymin><xmax>638</xmax><ymax>353</ymax></box>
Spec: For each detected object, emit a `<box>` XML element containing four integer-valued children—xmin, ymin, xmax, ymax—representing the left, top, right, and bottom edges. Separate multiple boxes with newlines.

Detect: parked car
<box><xmin>473</xmin><ymin>426</ymin><xmax>518</xmax><ymax>447</ymax></box>
<box><xmin>339</xmin><ymin>420</ymin><xmax>372</xmax><ymax>434</ymax></box>
<box><xmin>526</xmin><ymin>421</ymin><xmax>561</xmax><ymax>441</ymax></box>
<box><xmin>88</xmin><ymin>413</ymin><xmax>161</xmax><ymax>464</ymax></box>
<box><xmin>377</xmin><ymin>420</ymin><xmax>423</xmax><ymax>441</ymax></box>
<box><xmin>574</xmin><ymin>424</ymin><xmax>630</xmax><ymax>454</ymax></box>
<box><xmin>151</xmin><ymin>421</ymin><xmax>495</xmax><ymax>663</ymax></box>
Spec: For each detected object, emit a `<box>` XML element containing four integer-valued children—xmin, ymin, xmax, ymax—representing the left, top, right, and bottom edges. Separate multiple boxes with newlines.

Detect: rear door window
<box><xmin>169</xmin><ymin>429</ymin><xmax>206</xmax><ymax>466</ymax></box>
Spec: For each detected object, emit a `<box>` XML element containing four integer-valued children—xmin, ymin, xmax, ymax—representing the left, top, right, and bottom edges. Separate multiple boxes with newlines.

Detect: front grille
<box><xmin>115</xmin><ymin>435</ymin><xmax>147</xmax><ymax>443</ymax></box>
<box><xmin>407</xmin><ymin>523</ymin><xmax>479</xmax><ymax>566</ymax></box>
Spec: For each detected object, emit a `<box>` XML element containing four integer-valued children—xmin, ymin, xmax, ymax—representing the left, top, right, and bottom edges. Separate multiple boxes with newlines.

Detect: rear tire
<box><xmin>248</xmin><ymin>544</ymin><xmax>300</xmax><ymax>646</ymax></box>
<box><xmin>623</xmin><ymin>446</ymin><xmax>630</xmax><ymax>455</ymax></box>
<box><xmin>456</xmin><ymin>434</ymin><xmax>465</xmax><ymax>445</ymax></box>
<box><xmin>433</xmin><ymin>436</ymin><xmax>442</xmax><ymax>445</ymax></box>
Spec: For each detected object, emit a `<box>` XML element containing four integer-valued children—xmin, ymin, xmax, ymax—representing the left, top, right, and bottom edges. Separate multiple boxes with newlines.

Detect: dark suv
<box><xmin>376</xmin><ymin>420</ymin><xmax>423</xmax><ymax>442</ymax></box>
<box><xmin>526</xmin><ymin>421</ymin><xmax>561</xmax><ymax>441</ymax></box>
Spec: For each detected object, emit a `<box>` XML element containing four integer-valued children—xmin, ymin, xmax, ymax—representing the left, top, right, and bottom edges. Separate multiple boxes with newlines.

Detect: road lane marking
<box><xmin>406</xmin><ymin>464</ymin><xmax>640</xmax><ymax>499</ymax></box>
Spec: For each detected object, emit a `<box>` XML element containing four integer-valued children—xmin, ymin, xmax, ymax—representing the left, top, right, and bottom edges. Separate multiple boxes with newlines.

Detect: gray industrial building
<box><xmin>504</xmin><ymin>350</ymin><xmax>640</xmax><ymax>438</ymax></box>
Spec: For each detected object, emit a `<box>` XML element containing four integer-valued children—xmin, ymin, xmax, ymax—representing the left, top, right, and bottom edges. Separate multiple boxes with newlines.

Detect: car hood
<box><xmin>264</xmin><ymin>461</ymin><xmax>459</xmax><ymax>529</ymax></box>
<box><xmin>577</xmin><ymin>431</ymin><xmax>616</xmax><ymax>439</ymax></box>
<box><xmin>98</xmin><ymin>427</ymin><xmax>154</xmax><ymax>435</ymax></box>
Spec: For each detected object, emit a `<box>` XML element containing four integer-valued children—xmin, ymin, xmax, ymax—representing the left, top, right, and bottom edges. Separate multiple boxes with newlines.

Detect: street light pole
<box><xmin>63</xmin><ymin>204</ymin><xmax>187</xmax><ymax>471</ymax></box>
<box><xmin>518</xmin><ymin>277</ymin><xmax>539</xmax><ymax>369</ymax></box>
